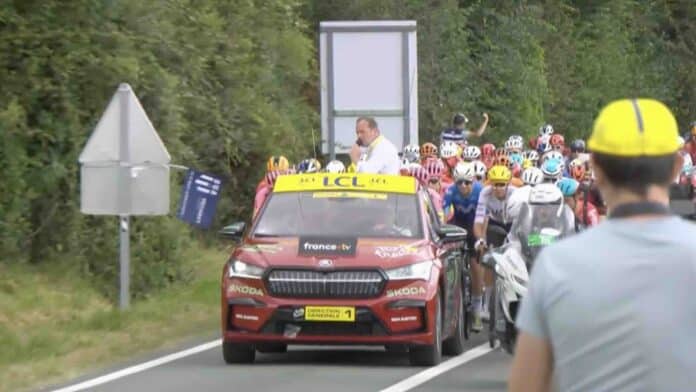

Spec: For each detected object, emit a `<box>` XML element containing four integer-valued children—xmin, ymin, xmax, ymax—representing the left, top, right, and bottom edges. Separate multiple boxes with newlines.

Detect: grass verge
<box><xmin>0</xmin><ymin>244</ymin><xmax>228</xmax><ymax>392</ymax></box>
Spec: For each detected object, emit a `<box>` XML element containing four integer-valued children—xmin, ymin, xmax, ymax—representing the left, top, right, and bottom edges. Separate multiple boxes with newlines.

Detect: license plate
<box><xmin>304</xmin><ymin>306</ymin><xmax>355</xmax><ymax>322</ymax></box>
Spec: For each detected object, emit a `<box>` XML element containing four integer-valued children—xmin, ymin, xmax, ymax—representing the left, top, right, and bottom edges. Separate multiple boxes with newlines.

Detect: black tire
<box><xmin>443</xmin><ymin>289</ymin><xmax>465</xmax><ymax>355</ymax></box>
<box><xmin>222</xmin><ymin>341</ymin><xmax>255</xmax><ymax>364</ymax></box>
<box><xmin>502</xmin><ymin>321</ymin><xmax>517</xmax><ymax>355</ymax></box>
<box><xmin>462</xmin><ymin>265</ymin><xmax>472</xmax><ymax>341</ymax></box>
<box><xmin>256</xmin><ymin>343</ymin><xmax>287</xmax><ymax>354</ymax></box>
<box><xmin>409</xmin><ymin>295</ymin><xmax>443</xmax><ymax>366</ymax></box>
<box><xmin>488</xmin><ymin>284</ymin><xmax>497</xmax><ymax>349</ymax></box>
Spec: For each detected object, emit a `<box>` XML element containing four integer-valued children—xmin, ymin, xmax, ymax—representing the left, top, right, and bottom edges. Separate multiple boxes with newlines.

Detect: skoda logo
<box><xmin>317</xmin><ymin>259</ymin><xmax>334</xmax><ymax>268</ymax></box>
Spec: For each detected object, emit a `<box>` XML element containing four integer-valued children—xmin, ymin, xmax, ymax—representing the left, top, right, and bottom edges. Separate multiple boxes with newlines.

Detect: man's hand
<box><xmin>482</xmin><ymin>112</ymin><xmax>489</xmax><ymax>122</ymax></box>
<box><xmin>349</xmin><ymin>143</ymin><xmax>362</xmax><ymax>164</ymax></box>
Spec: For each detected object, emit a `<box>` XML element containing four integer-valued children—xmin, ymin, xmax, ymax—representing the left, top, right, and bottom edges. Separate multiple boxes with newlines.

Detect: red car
<box><xmin>220</xmin><ymin>173</ymin><xmax>469</xmax><ymax>366</ymax></box>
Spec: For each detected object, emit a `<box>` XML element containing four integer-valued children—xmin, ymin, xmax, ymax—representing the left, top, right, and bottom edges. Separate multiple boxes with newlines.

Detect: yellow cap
<box><xmin>588</xmin><ymin>98</ymin><xmax>678</xmax><ymax>157</ymax></box>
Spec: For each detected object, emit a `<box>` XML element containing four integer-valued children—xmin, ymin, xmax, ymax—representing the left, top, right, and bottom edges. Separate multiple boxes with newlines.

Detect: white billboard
<box><xmin>320</xmin><ymin>21</ymin><xmax>418</xmax><ymax>157</ymax></box>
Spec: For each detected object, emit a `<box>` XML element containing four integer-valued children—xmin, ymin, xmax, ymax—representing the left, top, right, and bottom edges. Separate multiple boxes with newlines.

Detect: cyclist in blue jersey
<box><xmin>442</xmin><ymin>162</ymin><xmax>485</xmax><ymax>331</ymax></box>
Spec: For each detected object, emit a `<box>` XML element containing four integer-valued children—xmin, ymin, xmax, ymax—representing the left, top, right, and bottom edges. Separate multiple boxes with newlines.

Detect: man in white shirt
<box><xmin>349</xmin><ymin>117</ymin><xmax>400</xmax><ymax>175</ymax></box>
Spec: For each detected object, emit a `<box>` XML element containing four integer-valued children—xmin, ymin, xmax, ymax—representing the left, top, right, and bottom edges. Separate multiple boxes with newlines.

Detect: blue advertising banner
<box><xmin>177</xmin><ymin>169</ymin><xmax>222</xmax><ymax>229</ymax></box>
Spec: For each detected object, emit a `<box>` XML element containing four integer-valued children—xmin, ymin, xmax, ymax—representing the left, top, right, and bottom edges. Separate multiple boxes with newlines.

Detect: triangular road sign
<box><xmin>79</xmin><ymin>83</ymin><xmax>170</xmax><ymax>164</ymax></box>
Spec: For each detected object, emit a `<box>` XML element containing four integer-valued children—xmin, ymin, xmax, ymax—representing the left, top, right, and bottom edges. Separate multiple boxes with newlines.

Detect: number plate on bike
<box><xmin>304</xmin><ymin>306</ymin><xmax>355</xmax><ymax>322</ymax></box>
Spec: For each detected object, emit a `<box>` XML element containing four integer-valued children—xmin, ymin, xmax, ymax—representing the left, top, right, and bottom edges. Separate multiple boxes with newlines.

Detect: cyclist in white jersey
<box><xmin>470</xmin><ymin>165</ymin><xmax>515</xmax><ymax>331</ymax></box>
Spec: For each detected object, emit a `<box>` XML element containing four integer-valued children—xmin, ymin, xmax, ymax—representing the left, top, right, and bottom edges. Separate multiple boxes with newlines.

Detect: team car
<box><xmin>220</xmin><ymin>173</ymin><xmax>469</xmax><ymax>366</ymax></box>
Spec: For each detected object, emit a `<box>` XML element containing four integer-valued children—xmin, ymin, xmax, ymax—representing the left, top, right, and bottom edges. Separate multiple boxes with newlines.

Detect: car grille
<box><xmin>266</xmin><ymin>269</ymin><xmax>385</xmax><ymax>298</ymax></box>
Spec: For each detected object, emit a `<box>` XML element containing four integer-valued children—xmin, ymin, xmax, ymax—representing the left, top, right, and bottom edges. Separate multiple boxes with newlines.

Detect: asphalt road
<box><xmin>49</xmin><ymin>332</ymin><xmax>511</xmax><ymax>392</ymax></box>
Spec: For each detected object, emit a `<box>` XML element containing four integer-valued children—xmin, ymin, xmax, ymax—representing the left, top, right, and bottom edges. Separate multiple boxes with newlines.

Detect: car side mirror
<box><xmin>219</xmin><ymin>222</ymin><xmax>246</xmax><ymax>240</ymax></box>
<box><xmin>436</xmin><ymin>224</ymin><xmax>467</xmax><ymax>243</ymax></box>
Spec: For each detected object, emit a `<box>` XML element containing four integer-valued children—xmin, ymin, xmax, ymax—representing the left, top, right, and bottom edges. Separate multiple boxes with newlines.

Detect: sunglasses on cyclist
<box><xmin>492</xmin><ymin>182</ymin><xmax>507</xmax><ymax>188</ymax></box>
<box><xmin>428</xmin><ymin>177</ymin><xmax>440</xmax><ymax>184</ymax></box>
<box><xmin>456</xmin><ymin>179</ymin><xmax>473</xmax><ymax>186</ymax></box>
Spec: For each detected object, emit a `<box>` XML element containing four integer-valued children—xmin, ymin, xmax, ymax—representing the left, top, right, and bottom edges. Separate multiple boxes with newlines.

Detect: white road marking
<box><xmin>379</xmin><ymin>343</ymin><xmax>495</xmax><ymax>392</ymax></box>
<box><xmin>51</xmin><ymin>339</ymin><xmax>221</xmax><ymax>392</ymax></box>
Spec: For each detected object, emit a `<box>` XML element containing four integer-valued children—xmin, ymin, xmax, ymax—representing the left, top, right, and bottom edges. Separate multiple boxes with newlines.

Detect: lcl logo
<box><xmin>322</xmin><ymin>176</ymin><xmax>365</xmax><ymax>188</ymax></box>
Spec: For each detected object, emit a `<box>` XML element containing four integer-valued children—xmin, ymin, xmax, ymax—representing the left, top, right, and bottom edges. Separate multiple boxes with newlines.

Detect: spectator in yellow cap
<box><xmin>509</xmin><ymin>99</ymin><xmax>696</xmax><ymax>392</ymax></box>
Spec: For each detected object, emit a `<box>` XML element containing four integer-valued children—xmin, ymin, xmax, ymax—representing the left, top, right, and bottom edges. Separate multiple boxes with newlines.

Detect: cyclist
<box><xmin>325</xmin><ymin>160</ymin><xmax>346</xmax><ymax>174</ymax></box>
<box><xmin>402</xmin><ymin>143</ymin><xmax>420</xmax><ymax>163</ymax></box>
<box><xmin>440</xmin><ymin>112</ymin><xmax>490</xmax><ymax>146</ymax></box>
<box><xmin>473</xmin><ymin>165</ymin><xmax>515</xmax><ymax>330</ymax></box>
<box><xmin>420</xmin><ymin>142</ymin><xmax>439</xmax><ymax>162</ymax></box>
<box><xmin>462</xmin><ymin>145</ymin><xmax>481</xmax><ymax>162</ymax></box>
<box><xmin>253</xmin><ymin>169</ymin><xmax>289</xmax><ymax>218</ymax></box>
<box><xmin>296</xmin><ymin>158</ymin><xmax>322</xmax><ymax>173</ymax></box>
<box><xmin>259</xmin><ymin>155</ymin><xmax>291</xmax><ymax>192</ymax></box>
<box><xmin>442</xmin><ymin>162</ymin><xmax>483</xmax><ymax>327</ymax></box>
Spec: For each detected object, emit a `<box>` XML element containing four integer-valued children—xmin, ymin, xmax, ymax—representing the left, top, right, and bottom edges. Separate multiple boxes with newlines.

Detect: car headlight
<box><xmin>385</xmin><ymin>260</ymin><xmax>433</xmax><ymax>281</ymax></box>
<box><xmin>227</xmin><ymin>260</ymin><xmax>265</xmax><ymax>279</ymax></box>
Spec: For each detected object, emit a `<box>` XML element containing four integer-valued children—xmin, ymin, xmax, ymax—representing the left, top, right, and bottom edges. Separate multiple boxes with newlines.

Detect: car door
<box><xmin>420</xmin><ymin>190</ymin><xmax>462</xmax><ymax>333</ymax></box>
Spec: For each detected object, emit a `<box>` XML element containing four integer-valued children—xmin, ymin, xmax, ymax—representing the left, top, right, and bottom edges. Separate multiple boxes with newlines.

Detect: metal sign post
<box><xmin>118</xmin><ymin>84</ymin><xmax>131</xmax><ymax>309</ymax></box>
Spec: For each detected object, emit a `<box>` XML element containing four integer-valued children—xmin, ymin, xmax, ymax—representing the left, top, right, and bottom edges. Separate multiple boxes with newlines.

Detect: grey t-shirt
<box><xmin>516</xmin><ymin>216</ymin><xmax>696</xmax><ymax>392</ymax></box>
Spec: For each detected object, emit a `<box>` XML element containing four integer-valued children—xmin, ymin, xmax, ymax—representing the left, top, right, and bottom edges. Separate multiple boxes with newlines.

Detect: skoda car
<box><xmin>220</xmin><ymin>173</ymin><xmax>468</xmax><ymax>366</ymax></box>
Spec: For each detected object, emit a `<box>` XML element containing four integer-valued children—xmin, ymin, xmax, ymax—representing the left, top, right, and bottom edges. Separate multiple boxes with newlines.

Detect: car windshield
<box><xmin>252</xmin><ymin>191</ymin><xmax>423</xmax><ymax>238</ymax></box>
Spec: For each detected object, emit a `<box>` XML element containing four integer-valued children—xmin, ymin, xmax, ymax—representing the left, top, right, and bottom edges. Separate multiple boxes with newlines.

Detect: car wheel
<box><xmin>409</xmin><ymin>295</ymin><xmax>442</xmax><ymax>366</ymax></box>
<box><xmin>256</xmin><ymin>343</ymin><xmax>287</xmax><ymax>354</ymax></box>
<box><xmin>222</xmin><ymin>341</ymin><xmax>255</xmax><ymax>364</ymax></box>
<box><xmin>443</xmin><ymin>290</ymin><xmax>465</xmax><ymax>355</ymax></box>
<box><xmin>488</xmin><ymin>284</ymin><xmax>497</xmax><ymax>349</ymax></box>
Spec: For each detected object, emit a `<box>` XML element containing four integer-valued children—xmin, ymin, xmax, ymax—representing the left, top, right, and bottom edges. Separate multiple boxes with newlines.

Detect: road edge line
<box><xmin>379</xmin><ymin>342</ymin><xmax>495</xmax><ymax>392</ymax></box>
<box><xmin>51</xmin><ymin>339</ymin><xmax>221</xmax><ymax>392</ymax></box>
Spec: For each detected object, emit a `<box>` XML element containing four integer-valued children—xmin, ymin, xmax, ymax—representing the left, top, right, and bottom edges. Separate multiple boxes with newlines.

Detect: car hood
<box><xmin>232</xmin><ymin>237</ymin><xmax>434</xmax><ymax>270</ymax></box>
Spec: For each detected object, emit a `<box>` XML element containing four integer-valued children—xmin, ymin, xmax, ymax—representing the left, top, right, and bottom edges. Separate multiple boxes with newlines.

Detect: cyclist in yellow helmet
<box><xmin>470</xmin><ymin>164</ymin><xmax>514</xmax><ymax>332</ymax></box>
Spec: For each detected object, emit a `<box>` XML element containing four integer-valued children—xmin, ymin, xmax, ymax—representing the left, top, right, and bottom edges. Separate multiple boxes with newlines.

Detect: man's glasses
<box><xmin>456</xmin><ymin>179</ymin><xmax>473</xmax><ymax>186</ymax></box>
<box><xmin>492</xmin><ymin>183</ymin><xmax>507</xmax><ymax>188</ymax></box>
<box><xmin>428</xmin><ymin>178</ymin><xmax>440</xmax><ymax>184</ymax></box>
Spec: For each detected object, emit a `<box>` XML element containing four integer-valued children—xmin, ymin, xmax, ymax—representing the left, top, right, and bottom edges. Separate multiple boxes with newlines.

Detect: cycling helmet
<box><xmin>440</xmin><ymin>141</ymin><xmax>459</xmax><ymax>159</ymax></box>
<box><xmin>420</xmin><ymin>142</ymin><xmax>438</xmax><ymax>158</ymax></box>
<box><xmin>521</xmin><ymin>167</ymin><xmax>543</xmax><ymax>186</ymax></box>
<box><xmin>266</xmin><ymin>156</ymin><xmax>290</xmax><ymax>172</ymax></box>
<box><xmin>541</xmin><ymin>159</ymin><xmax>563</xmax><ymax>180</ymax></box>
<box><xmin>509</xmin><ymin>134</ymin><xmax>524</xmax><ymax>145</ymax></box>
<box><xmin>511</xmin><ymin>163</ymin><xmax>522</xmax><ymax>178</ymax></box>
<box><xmin>462</xmin><ymin>145</ymin><xmax>481</xmax><ymax>160</ymax></box>
<box><xmin>523</xmin><ymin>149</ymin><xmax>540</xmax><ymax>162</ymax></box>
<box><xmin>542</xmin><ymin>150</ymin><xmax>564</xmax><ymax>164</ymax></box>
<box><xmin>504</xmin><ymin>138</ymin><xmax>524</xmax><ymax>151</ymax></box>
<box><xmin>539</xmin><ymin>123</ymin><xmax>554</xmax><ymax>137</ymax></box>
<box><xmin>509</xmin><ymin>152</ymin><xmax>524</xmax><ymax>166</ymax></box>
<box><xmin>325</xmin><ymin>160</ymin><xmax>346</xmax><ymax>174</ymax></box>
<box><xmin>522</xmin><ymin>158</ymin><xmax>534</xmax><ymax>169</ymax></box>
<box><xmin>488</xmin><ymin>165</ymin><xmax>512</xmax><ymax>184</ymax></box>
<box><xmin>570</xmin><ymin>164</ymin><xmax>586</xmax><ymax>182</ymax></box>
<box><xmin>550</xmin><ymin>134</ymin><xmax>565</xmax><ymax>148</ymax></box>
<box><xmin>346</xmin><ymin>162</ymin><xmax>357</xmax><ymax>173</ymax></box>
<box><xmin>495</xmin><ymin>154</ymin><xmax>511</xmax><ymax>168</ymax></box>
<box><xmin>297</xmin><ymin>158</ymin><xmax>321</xmax><ymax>173</ymax></box>
<box><xmin>494</xmin><ymin>147</ymin><xmax>508</xmax><ymax>158</ymax></box>
<box><xmin>471</xmin><ymin>160</ymin><xmax>487</xmax><ymax>181</ymax></box>
<box><xmin>403</xmin><ymin>144</ymin><xmax>420</xmax><ymax>162</ymax></box>
<box><xmin>568</xmin><ymin>158</ymin><xmax>583</xmax><ymax>169</ymax></box>
<box><xmin>453</xmin><ymin>112</ymin><xmax>469</xmax><ymax>126</ymax></box>
<box><xmin>408</xmin><ymin>165</ymin><xmax>429</xmax><ymax>185</ymax></box>
<box><xmin>556</xmin><ymin>177</ymin><xmax>579</xmax><ymax>197</ymax></box>
<box><xmin>570</xmin><ymin>139</ymin><xmax>586</xmax><ymax>153</ymax></box>
<box><xmin>481</xmin><ymin>143</ymin><xmax>495</xmax><ymax>157</ymax></box>
<box><xmin>423</xmin><ymin>159</ymin><xmax>445</xmax><ymax>179</ymax></box>
<box><xmin>453</xmin><ymin>162</ymin><xmax>476</xmax><ymax>182</ymax></box>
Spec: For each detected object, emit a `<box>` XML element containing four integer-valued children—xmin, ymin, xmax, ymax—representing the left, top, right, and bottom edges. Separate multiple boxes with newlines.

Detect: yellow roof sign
<box><xmin>274</xmin><ymin>173</ymin><xmax>416</xmax><ymax>194</ymax></box>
